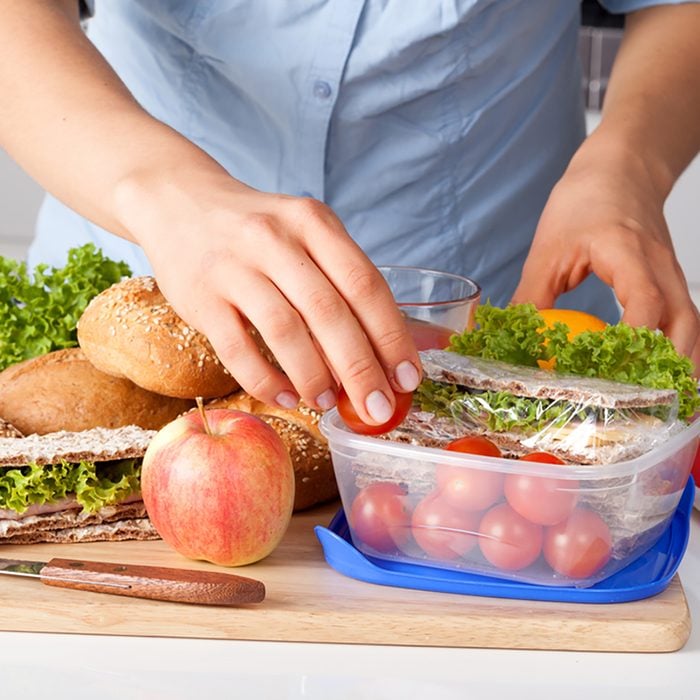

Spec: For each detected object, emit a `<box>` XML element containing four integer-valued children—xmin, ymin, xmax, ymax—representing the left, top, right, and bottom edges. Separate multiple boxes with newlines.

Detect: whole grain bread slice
<box><xmin>0</xmin><ymin>425</ymin><xmax>155</xmax><ymax>467</ymax></box>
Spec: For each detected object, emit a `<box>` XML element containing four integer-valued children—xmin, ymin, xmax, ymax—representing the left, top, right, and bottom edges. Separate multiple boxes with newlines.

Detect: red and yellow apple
<box><xmin>141</xmin><ymin>405</ymin><xmax>295</xmax><ymax>566</ymax></box>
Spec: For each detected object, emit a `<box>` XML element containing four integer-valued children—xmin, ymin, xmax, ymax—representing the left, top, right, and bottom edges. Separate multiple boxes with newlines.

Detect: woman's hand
<box><xmin>115</xmin><ymin>172</ymin><xmax>422</xmax><ymax>423</ymax></box>
<box><xmin>512</xmin><ymin>134</ymin><xmax>700</xmax><ymax>368</ymax></box>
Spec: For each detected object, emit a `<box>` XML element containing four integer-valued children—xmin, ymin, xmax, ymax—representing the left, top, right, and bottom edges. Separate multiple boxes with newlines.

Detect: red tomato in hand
<box><xmin>478</xmin><ymin>503</ymin><xmax>543</xmax><ymax>571</ymax></box>
<box><xmin>411</xmin><ymin>490</ymin><xmax>480</xmax><ymax>561</ymax></box>
<box><xmin>504</xmin><ymin>452</ymin><xmax>579</xmax><ymax>526</ymax></box>
<box><xmin>404</xmin><ymin>317</ymin><xmax>455</xmax><ymax>350</ymax></box>
<box><xmin>543</xmin><ymin>508</ymin><xmax>612</xmax><ymax>579</ymax></box>
<box><xmin>349</xmin><ymin>482</ymin><xmax>411</xmax><ymax>553</ymax></box>
<box><xmin>337</xmin><ymin>386</ymin><xmax>413</xmax><ymax>436</ymax></box>
<box><xmin>436</xmin><ymin>436</ymin><xmax>504</xmax><ymax>511</ymax></box>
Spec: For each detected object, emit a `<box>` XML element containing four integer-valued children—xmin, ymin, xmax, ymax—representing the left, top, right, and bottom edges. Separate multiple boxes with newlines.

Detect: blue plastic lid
<box><xmin>315</xmin><ymin>477</ymin><xmax>694</xmax><ymax>604</ymax></box>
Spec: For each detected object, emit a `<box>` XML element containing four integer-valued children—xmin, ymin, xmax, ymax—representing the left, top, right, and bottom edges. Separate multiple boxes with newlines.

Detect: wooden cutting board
<box><xmin>0</xmin><ymin>502</ymin><xmax>690</xmax><ymax>652</ymax></box>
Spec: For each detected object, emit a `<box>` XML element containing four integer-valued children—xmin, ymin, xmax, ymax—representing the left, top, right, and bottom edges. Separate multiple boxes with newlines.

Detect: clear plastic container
<box><xmin>320</xmin><ymin>409</ymin><xmax>700</xmax><ymax>588</ymax></box>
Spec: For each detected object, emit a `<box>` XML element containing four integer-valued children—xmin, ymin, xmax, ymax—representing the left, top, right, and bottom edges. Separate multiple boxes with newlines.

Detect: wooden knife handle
<box><xmin>40</xmin><ymin>557</ymin><xmax>265</xmax><ymax>606</ymax></box>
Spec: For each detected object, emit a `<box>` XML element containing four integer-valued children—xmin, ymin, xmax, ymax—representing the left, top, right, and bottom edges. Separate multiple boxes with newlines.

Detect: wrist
<box><xmin>111</xmin><ymin>147</ymin><xmax>248</xmax><ymax>250</ymax></box>
<box><xmin>570</xmin><ymin>124</ymin><xmax>675</xmax><ymax>201</ymax></box>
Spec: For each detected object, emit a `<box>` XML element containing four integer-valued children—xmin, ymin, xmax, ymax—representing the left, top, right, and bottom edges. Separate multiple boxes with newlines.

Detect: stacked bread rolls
<box><xmin>1</xmin><ymin>275</ymin><xmax>338</xmax><ymax>511</ymax></box>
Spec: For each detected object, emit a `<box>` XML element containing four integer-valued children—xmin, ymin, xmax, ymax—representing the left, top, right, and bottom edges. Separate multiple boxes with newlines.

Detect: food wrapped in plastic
<box><xmin>400</xmin><ymin>350</ymin><xmax>685</xmax><ymax>465</ymax></box>
<box><xmin>322</xmin><ymin>406</ymin><xmax>700</xmax><ymax>587</ymax></box>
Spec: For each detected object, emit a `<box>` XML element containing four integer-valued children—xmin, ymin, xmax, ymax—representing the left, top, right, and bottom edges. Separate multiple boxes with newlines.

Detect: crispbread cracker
<box><xmin>0</xmin><ymin>500</ymin><xmax>159</xmax><ymax>543</ymax></box>
<box><xmin>420</xmin><ymin>350</ymin><xmax>678</xmax><ymax>409</ymax></box>
<box><xmin>0</xmin><ymin>419</ymin><xmax>22</xmax><ymax>439</ymax></box>
<box><xmin>1</xmin><ymin>519</ymin><xmax>158</xmax><ymax>544</ymax></box>
<box><xmin>0</xmin><ymin>425</ymin><xmax>155</xmax><ymax>467</ymax></box>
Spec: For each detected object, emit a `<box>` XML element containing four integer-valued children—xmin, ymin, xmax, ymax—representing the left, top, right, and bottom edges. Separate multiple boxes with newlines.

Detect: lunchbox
<box><xmin>320</xmin><ymin>410</ymin><xmax>700</xmax><ymax>588</ymax></box>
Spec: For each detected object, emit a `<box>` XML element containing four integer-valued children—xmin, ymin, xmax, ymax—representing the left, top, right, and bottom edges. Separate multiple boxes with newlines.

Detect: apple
<box><xmin>141</xmin><ymin>402</ymin><xmax>295</xmax><ymax>566</ymax></box>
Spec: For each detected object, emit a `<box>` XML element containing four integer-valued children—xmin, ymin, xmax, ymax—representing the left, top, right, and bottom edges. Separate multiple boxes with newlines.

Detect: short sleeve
<box><xmin>79</xmin><ymin>0</ymin><xmax>95</xmax><ymax>20</ymax></box>
<box><xmin>597</xmin><ymin>0</ymin><xmax>699</xmax><ymax>13</ymax></box>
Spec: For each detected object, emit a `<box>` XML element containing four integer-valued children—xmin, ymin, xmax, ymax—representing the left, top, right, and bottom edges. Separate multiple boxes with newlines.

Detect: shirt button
<box><xmin>313</xmin><ymin>80</ymin><xmax>332</xmax><ymax>99</ymax></box>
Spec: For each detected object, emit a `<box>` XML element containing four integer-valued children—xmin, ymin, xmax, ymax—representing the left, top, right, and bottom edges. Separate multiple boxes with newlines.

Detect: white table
<box><xmin>1</xmin><ymin>503</ymin><xmax>698</xmax><ymax>700</ymax></box>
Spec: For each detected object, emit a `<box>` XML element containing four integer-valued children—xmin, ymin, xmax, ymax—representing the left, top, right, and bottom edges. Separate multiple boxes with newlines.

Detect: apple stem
<box><xmin>196</xmin><ymin>396</ymin><xmax>213</xmax><ymax>436</ymax></box>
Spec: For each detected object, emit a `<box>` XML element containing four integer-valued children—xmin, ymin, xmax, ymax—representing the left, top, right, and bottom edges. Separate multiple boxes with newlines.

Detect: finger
<box><xmin>510</xmin><ymin>236</ymin><xmax>574</xmax><ymax>309</ymax></box>
<box><xmin>598</xmin><ymin>237</ymin><xmax>668</xmax><ymax>333</ymax></box>
<box><xmin>224</xmin><ymin>270</ymin><xmax>340</xmax><ymax>411</ymax></box>
<box><xmin>262</xmin><ymin>249</ymin><xmax>406</xmax><ymax>425</ymax></box>
<box><xmin>194</xmin><ymin>296</ymin><xmax>300</xmax><ymax>409</ymax></box>
<box><xmin>299</xmin><ymin>217</ymin><xmax>422</xmax><ymax>391</ymax></box>
<box><xmin>638</xmin><ymin>256</ymin><xmax>700</xmax><ymax>359</ymax></box>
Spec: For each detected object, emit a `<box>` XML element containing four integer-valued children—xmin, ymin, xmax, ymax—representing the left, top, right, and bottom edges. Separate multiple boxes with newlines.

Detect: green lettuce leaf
<box><xmin>444</xmin><ymin>302</ymin><xmax>700</xmax><ymax>421</ymax></box>
<box><xmin>0</xmin><ymin>244</ymin><xmax>131</xmax><ymax>371</ymax></box>
<box><xmin>549</xmin><ymin>324</ymin><xmax>700</xmax><ymax>420</ymax></box>
<box><xmin>417</xmin><ymin>381</ymin><xmax>589</xmax><ymax>434</ymax></box>
<box><xmin>447</xmin><ymin>302</ymin><xmax>560</xmax><ymax>367</ymax></box>
<box><xmin>0</xmin><ymin>459</ymin><xmax>142</xmax><ymax>515</ymax></box>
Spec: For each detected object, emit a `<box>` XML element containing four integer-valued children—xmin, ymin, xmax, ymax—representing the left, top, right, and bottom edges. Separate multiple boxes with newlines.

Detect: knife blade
<box><xmin>0</xmin><ymin>556</ymin><xmax>265</xmax><ymax>606</ymax></box>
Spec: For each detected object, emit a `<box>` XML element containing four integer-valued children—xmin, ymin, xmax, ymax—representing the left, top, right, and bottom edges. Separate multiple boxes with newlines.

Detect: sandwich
<box><xmin>0</xmin><ymin>425</ymin><xmax>159</xmax><ymax>544</ymax></box>
<box><xmin>377</xmin><ymin>302</ymin><xmax>698</xmax><ymax>466</ymax></box>
<box><xmin>387</xmin><ymin>349</ymin><xmax>684</xmax><ymax>465</ymax></box>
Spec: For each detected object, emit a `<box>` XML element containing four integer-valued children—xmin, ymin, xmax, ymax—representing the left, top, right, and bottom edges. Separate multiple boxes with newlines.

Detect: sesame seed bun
<box><xmin>77</xmin><ymin>276</ymin><xmax>239</xmax><ymax>399</ymax></box>
<box><xmin>206</xmin><ymin>392</ymin><xmax>339</xmax><ymax>512</ymax></box>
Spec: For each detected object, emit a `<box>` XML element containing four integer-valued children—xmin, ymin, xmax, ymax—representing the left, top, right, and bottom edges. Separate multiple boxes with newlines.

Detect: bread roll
<box><xmin>207</xmin><ymin>392</ymin><xmax>338</xmax><ymax>512</ymax></box>
<box><xmin>0</xmin><ymin>348</ymin><xmax>194</xmax><ymax>435</ymax></box>
<box><xmin>77</xmin><ymin>276</ymin><xmax>239</xmax><ymax>399</ymax></box>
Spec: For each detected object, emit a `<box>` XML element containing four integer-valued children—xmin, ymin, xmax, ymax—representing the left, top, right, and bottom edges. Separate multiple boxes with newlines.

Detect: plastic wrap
<box><xmin>409</xmin><ymin>349</ymin><xmax>684</xmax><ymax>465</ymax></box>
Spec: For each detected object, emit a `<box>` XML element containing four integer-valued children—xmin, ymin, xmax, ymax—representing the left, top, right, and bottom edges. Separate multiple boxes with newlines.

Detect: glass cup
<box><xmin>378</xmin><ymin>266</ymin><xmax>481</xmax><ymax>350</ymax></box>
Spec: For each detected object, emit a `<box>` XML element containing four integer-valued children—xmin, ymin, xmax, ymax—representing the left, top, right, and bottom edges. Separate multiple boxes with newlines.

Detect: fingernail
<box><xmin>275</xmin><ymin>391</ymin><xmax>299</xmax><ymax>409</ymax></box>
<box><xmin>365</xmin><ymin>390</ymin><xmax>393</xmax><ymax>424</ymax></box>
<box><xmin>316</xmin><ymin>389</ymin><xmax>337</xmax><ymax>410</ymax></box>
<box><xmin>395</xmin><ymin>360</ymin><xmax>420</xmax><ymax>392</ymax></box>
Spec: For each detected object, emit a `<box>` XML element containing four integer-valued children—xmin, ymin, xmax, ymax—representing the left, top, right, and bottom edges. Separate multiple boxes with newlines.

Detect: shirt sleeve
<box><xmin>79</xmin><ymin>0</ymin><xmax>95</xmax><ymax>20</ymax></box>
<box><xmin>597</xmin><ymin>0</ymin><xmax>699</xmax><ymax>13</ymax></box>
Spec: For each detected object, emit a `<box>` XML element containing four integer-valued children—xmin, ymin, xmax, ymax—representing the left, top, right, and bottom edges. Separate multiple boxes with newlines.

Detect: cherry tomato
<box><xmin>337</xmin><ymin>386</ymin><xmax>413</xmax><ymax>436</ymax></box>
<box><xmin>504</xmin><ymin>452</ymin><xmax>579</xmax><ymax>526</ymax></box>
<box><xmin>411</xmin><ymin>490</ymin><xmax>480</xmax><ymax>561</ymax></box>
<box><xmin>349</xmin><ymin>482</ymin><xmax>411</xmax><ymax>553</ymax></box>
<box><xmin>543</xmin><ymin>508</ymin><xmax>612</xmax><ymax>579</ymax></box>
<box><xmin>478</xmin><ymin>503</ymin><xmax>543</xmax><ymax>571</ymax></box>
<box><xmin>435</xmin><ymin>436</ymin><xmax>504</xmax><ymax>511</ymax></box>
<box><xmin>404</xmin><ymin>317</ymin><xmax>455</xmax><ymax>350</ymax></box>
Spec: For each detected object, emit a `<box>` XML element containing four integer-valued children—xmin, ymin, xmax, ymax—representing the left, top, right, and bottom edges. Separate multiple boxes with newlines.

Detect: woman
<box><xmin>1</xmin><ymin>0</ymin><xmax>699</xmax><ymax>425</ymax></box>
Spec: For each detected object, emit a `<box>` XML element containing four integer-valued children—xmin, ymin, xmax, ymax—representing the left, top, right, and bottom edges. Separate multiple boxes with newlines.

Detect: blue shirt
<box><xmin>30</xmin><ymin>0</ymin><xmax>686</xmax><ymax>323</ymax></box>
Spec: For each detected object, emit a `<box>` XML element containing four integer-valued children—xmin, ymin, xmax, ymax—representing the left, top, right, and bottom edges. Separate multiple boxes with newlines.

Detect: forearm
<box><xmin>0</xmin><ymin>0</ymin><xmax>231</xmax><ymax>242</ymax></box>
<box><xmin>581</xmin><ymin>3</ymin><xmax>700</xmax><ymax>197</ymax></box>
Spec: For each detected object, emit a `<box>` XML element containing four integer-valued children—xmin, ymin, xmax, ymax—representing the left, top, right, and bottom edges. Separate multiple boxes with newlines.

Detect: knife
<box><xmin>0</xmin><ymin>556</ymin><xmax>265</xmax><ymax>606</ymax></box>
